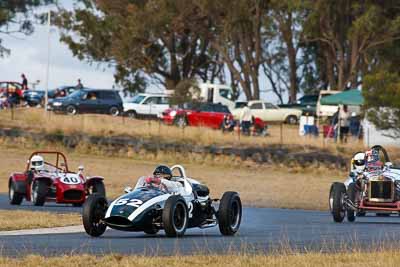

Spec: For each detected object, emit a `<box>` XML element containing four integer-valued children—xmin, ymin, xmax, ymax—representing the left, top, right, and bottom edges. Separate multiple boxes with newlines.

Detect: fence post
<box><xmin>280</xmin><ymin>123</ymin><xmax>283</xmax><ymax>146</ymax></box>
<box><xmin>10</xmin><ymin>106</ymin><xmax>14</xmax><ymax>120</ymax></box>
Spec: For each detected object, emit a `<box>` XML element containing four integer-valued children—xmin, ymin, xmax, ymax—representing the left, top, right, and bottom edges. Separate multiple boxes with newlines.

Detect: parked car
<box><xmin>123</xmin><ymin>93</ymin><xmax>170</xmax><ymax>119</ymax></box>
<box><xmin>232</xmin><ymin>100</ymin><xmax>302</xmax><ymax>124</ymax></box>
<box><xmin>316</xmin><ymin>90</ymin><xmax>341</xmax><ymax>117</ymax></box>
<box><xmin>8</xmin><ymin>151</ymin><xmax>106</xmax><ymax>206</ymax></box>
<box><xmin>23</xmin><ymin>86</ymin><xmax>78</xmax><ymax>107</ymax></box>
<box><xmin>162</xmin><ymin>102</ymin><xmax>233</xmax><ymax>129</ymax></box>
<box><xmin>0</xmin><ymin>81</ymin><xmax>26</xmax><ymax>98</ymax></box>
<box><xmin>278</xmin><ymin>94</ymin><xmax>318</xmax><ymax>116</ymax></box>
<box><xmin>48</xmin><ymin>89</ymin><xmax>123</xmax><ymax>116</ymax></box>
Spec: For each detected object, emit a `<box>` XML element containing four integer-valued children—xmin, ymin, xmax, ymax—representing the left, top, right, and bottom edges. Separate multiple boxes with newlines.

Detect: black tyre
<box><xmin>218</xmin><ymin>191</ymin><xmax>242</xmax><ymax>236</ymax></box>
<box><xmin>66</xmin><ymin>105</ymin><xmax>77</xmax><ymax>115</ymax></box>
<box><xmin>88</xmin><ymin>181</ymin><xmax>106</xmax><ymax>198</ymax></box>
<box><xmin>127</xmin><ymin>110</ymin><xmax>137</xmax><ymax>119</ymax></box>
<box><xmin>162</xmin><ymin>195</ymin><xmax>188</xmax><ymax>237</ymax></box>
<box><xmin>174</xmin><ymin>116</ymin><xmax>187</xmax><ymax>128</ymax></box>
<box><xmin>109</xmin><ymin>106</ymin><xmax>120</xmax><ymax>117</ymax></box>
<box><xmin>347</xmin><ymin>183</ymin><xmax>357</xmax><ymax>222</ymax></box>
<box><xmin>329</xmin><ymin>182</ymin><xmax>346</xmax><ymax>223</ymax></box>
<box><xmin>286</xmin><ymin>115</ymin><xmax>298</xmax><ymax>125</ymax></box>
<box><xmin>9</xmin><ymin>181</ymin><xmax>23</xmax><ymax>205</ymax></box>
<box><xmin>31</xmin><ymin>180</ymin><xmax>48</xmax><ymax>206</ymax></box>
<box><xmin>82</xmin><ymin>193</ymin><xmax>108</xmax><ymax>237</ymax></box>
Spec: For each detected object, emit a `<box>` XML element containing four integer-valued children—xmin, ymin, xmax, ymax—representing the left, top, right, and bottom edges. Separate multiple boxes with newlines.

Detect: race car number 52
<box><xmin>114</xmin><ymin>198</ymin><xmax>143</xmax><ymax>208</ymax></box>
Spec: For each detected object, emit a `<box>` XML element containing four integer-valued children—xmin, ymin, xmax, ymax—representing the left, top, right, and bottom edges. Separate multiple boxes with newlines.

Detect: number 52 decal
<box><xmin>114</xmin><ymin>198</ymin><xmax>143</xmax><ymax>208</ymax></box>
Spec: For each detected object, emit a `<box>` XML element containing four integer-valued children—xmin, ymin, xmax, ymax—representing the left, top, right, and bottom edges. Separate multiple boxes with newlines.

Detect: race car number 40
<box><xmin>114</xmin><ymin>198</ymin><xmax>143</xmax><ymax>208</ymax></box>
<box><xmin>60</xmin><ymin>176</ymin><xmax>80</xmax><ymax>185</ymax></box>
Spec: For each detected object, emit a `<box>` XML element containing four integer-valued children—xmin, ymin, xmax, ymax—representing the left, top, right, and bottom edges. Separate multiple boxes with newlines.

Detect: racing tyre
<box><xmin>82</xmin><ymin>193</ymin><xmax>108</xmax><ymax>237</ymax></box>
<box><xmin>346</xmin><ymin>183</ymin><xmax>357</xmax><ymax>222</ymax></box>
<box><xmin>218</xmin><ymin>191</ymin><xmax>242</xmax><ymax>236</ymax></box>
<box><xmin>329</xmin><ymin>182</ymin><xmax>346</xmax><ymax>223</ymax></box>
<box><xmin>89</xmin><ymin>181</ymin><xmax>106</xmax><ymax>198</ymax></box>
<box><xmin>31</xmin><ymin>180</ymin><xmax>48</xmax><ymax>206</ymax></box>
<box><xmin>9</xmin><ymin>181</ymin><xmax>23</xmax><ymax>205</ymax></box>
<box><xmin>66</xmin><ymin>105</ymin><xmax>77</xmax><ymax>115</ymax></box>
<box><xmin>109</xmin><ymin>106</ymin><xmax>120</xmax><ymax>117</ymax></box>
<box><xmin>162</xmin><ymin>195</ymin><xmax>188</xmax><ymax>237</ymax></box>
<box><xmin>286</xmin><ymin>115</ymin><xmax>298</xmax><ymax>125</ymax></box>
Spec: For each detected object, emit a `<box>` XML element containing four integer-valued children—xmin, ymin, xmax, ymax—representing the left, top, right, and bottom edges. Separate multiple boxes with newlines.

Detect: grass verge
<box><xmin>1</xmin><ymin>250</ymin><xmax>400</xmax><ymax>267</ymax></box>
<box><xmin>0</xmin><ymin>210</ymin><xmax>80</xmax><ymax>231</ymax></box>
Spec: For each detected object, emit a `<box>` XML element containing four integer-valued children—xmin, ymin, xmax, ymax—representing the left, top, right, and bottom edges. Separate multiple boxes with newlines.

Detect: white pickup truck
<box><xmin>232</xmin><ymin>100</ymin><xmax>302</xmax><ymax>124</ymax></box>
<box><xmin>123</xmin><ymin>93</ymin><xmax>170</xmax><ymax>118</ymax></box>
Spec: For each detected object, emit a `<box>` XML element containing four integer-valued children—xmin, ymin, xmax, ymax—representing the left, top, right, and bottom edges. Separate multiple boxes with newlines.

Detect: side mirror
<box><xmin>385</xmin><ymin>162</ymin><xmax>393</xmax><ymax>168</ymax></box>
<box><xmin>124</xmin><ymin>186</ymin><xmax>132</xmax><ymax>193</ymax></box>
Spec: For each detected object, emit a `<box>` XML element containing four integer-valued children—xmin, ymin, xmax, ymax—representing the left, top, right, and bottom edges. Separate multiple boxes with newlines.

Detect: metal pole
<box><xmin>44</xmin><ymin>10</ymin><xmax>51</xmax><ymax>114</ymax></box>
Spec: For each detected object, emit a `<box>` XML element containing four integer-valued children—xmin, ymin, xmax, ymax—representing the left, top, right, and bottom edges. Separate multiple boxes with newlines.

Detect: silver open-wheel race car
<box><xmin>329</xmin><ymin>145</ymin><xmax>400</xmax><ymax>222</ymax></box>
<box><xmin>82</xmin><ymin>165</ymin><xmax>242</xmax><ymax>237</ymax></box>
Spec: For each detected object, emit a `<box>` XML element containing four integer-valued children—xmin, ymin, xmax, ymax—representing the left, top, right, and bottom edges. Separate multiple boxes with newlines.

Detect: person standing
<box><xmin>76</xmin><ymin>79</ymin><xmax>83</xmax><ymax>89</ymax></box>
<box><xmin>21</xmin><ymin>74</ymin><xmax>28</xmax><ymax>90</ymax></box>
<box><xmin>240</xmin><ymin>103</ymin><xmax>252</xmax><ymax>135</ymax></box>
<box><xmin>339</xmin><ymin>105</ymin><xmax>350</xmax><ymax>142</ymax></box>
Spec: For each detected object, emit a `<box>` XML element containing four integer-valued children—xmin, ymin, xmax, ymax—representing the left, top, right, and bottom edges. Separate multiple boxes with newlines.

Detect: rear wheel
<box><xmin>82</xmin><ymin>194</ymin><xmax>108</xmax><ymax>237</ymax></box>
<box><xmin>162</xmin><ymin>195</ymin><xmax>188</xmax><ymax>237</ymax></box>
<box><xmin>329</xmin><ymin>182</ymin><xmax>346</xmax><ymax>223</ymax></box>
<box><xmin>9</xmin><ymin>181</ymin><xmax>23</xmax><ymax>205</ymax></box>
<box><xmin>218</xmin><ymin>191</ymin><xmax>242</xmax><ymax>236</ymax></box>
<box><xmin>109</xmin><ymin>106</ymin><xmax>120</xmax><ymax>116</ymax></box>
<box><xmin>31</xmin><ymin>180</ymin><xmax>48</xmax><ymax>206</ymax></box>
<box><xmin>286</xmin><ymin>115</ymin><xmax>298</xmax><ymax>125</ymax></box>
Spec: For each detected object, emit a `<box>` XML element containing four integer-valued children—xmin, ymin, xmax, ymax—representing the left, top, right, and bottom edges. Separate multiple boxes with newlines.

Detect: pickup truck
<box><xmin>278</xmin><ymin>95</ymin><xmax>318</xmax><ymax>116</ymax></box>
<box><xmin>232</xmin><ymin>100</ymin><xmax>302</xmax><ymax>124</ymax></box>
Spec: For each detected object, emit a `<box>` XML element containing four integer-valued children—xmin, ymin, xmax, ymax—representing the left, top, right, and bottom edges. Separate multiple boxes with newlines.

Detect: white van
<box><xmin>316</xmin><ymin>90</ymin><xmax>341</xmax><ymax>117</ymax></box>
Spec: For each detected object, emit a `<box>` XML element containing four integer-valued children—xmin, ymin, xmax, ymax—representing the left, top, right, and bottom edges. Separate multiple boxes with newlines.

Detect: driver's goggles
<box><xmin>32</xmin><ymin>161</ymin><xmax>43</xmax><ymax>166</ymax></box>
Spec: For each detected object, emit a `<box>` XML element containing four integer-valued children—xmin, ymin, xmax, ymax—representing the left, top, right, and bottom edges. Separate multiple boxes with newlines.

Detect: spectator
<box><xmin>221</xmin><ymin>115</ymin><xmax>235</xmax><ymax>133</ymax></box>
<box><xmin>76</xmin><ymin>79</ymin><xmax>84</xmax><ymax>89</ymax></box>
<box><xmin>7</xmin><ymin>87</ymin><xmax>19</xmax><ymax>107</ymax></box>
<box><xmin>240</xmin><ymin>103</ymin><xmax>252</xmax><ymax>135</ymax></box>
<box><xmin>21</xmin><ymin>74</ymin><xmax>28</xmax><ymax>90</ymax></box>
<box><xmin>349</xmin><ymin>112</ymin><xmax>361</xmax><ymax>138</ymax></box>
<box><xmin>338</xmin><ymin>105</ymin><xmax>350</xmax><ymax>142</ymax></box>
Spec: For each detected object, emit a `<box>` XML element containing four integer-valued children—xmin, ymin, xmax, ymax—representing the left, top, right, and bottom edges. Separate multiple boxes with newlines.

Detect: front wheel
<box><xmin>347</xmin><ymin>183</ymin><xmax>358</xmax><ymax>222</ymax></box>
<box><xmin>31</xmin><ymin>180</ymin><xmax>48</xmax><ymax>206</ymax></box>
<box><xmin>9</xmin><ymin>181</ymin><xmax>23</xmax><ymax>205</ymax></box>
<box><xmin>82</xmin><ymin>194</ymin><xmax>108</xmax><ymax>237</ymax></box>
<box><xmin>218</xmin><ymin>191</ymin><xmax>242</xmax><ymax>236</ymax></box>
<box><xmin>88</xmin><ymin>181</ymin><xmax>106</xmax><ymax>198</ymax></box>
<box><xmin>162</xmin><ymin>195</ymin><xmax>188</xmax><ymax>237</ymax></box>
<box><xmin>329</xmin><ymin>182</ymin><xmax>346</xmax><ymax>223</ymax></box>
<box><xmin>286</xmin><ymin>115</ymin><xmax>298</xmax><ymax>125</ymax></box>
<box><xmin>66</xmin><ymin>105</ymin><xmax>77</xmax><ymax>115</ymax></box>
<box><xmin>126</xmin><ymin>110</ymin><xmax>137</xmax><ymax>119</ymax></box>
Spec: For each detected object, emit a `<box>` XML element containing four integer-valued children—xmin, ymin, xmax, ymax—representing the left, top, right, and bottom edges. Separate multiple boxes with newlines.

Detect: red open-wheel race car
<box><xmin>8</xmin><ymin>151</ymin><xmax>106</xmax><ymax>206</ymax></box>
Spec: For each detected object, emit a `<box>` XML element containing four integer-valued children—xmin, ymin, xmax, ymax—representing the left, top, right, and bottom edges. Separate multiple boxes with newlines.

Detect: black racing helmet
<box><xmin>153</xmin><ymin>165</ymin><xmax>172</xmax><ymax>179</ymax></box>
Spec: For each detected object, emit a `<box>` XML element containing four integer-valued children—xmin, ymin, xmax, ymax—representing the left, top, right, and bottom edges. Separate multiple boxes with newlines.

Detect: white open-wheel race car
<box><xmin>329</xmin><ymin>145</ymin><xmax>400</xmax><ymax>222</ymax></box>
<box><xmin>82</xmin><ymin>165</ymin><xmax>242</xmax><ymax>237</ymax></box>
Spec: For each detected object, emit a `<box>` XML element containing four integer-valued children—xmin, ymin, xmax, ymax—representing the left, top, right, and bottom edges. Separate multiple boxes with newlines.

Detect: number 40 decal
<box><xmin>114</xmin><ymin>198</ymin><xmax>143</xmax><ymax>208</ymax></box>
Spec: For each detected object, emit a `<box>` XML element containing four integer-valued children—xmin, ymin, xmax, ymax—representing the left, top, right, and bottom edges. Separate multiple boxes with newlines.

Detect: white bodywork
<box><xmin>123</xmin><ymin>93</ymin><xmax>170</xmax><ymax>118</ymax></box>
<box><xmin>316</xmin><ymin>90</ymin><xmax>341</xmax><ymax>117</ymax></box>
<box><xmin>344</xmin><ymin>165</ymin><xmax>400</xmax><ymax>188</ymax></box>
<box><xmin>105</xmin><ymin>165</ymin><xmax>208</xmax><ymax>221</ymax></box>
<box><xmin>232</xmin><ymin>100</ymin><xmax>302</xmax><ymax>122</ymax></box>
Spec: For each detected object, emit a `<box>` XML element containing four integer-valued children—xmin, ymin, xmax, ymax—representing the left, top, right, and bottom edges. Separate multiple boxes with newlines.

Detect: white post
<box><xmin>44</xmin><ymin>10</ymin><xmax>51</xmax><ymax>113</ymax></box>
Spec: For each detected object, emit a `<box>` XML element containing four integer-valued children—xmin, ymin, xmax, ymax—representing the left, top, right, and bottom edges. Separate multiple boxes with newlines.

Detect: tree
<box><xmin>0</xmin><ymin>0</ymin><xmax>54</xmax><ymax>56</ymax></box>
<box><xmin>55</xmin><ymin>0</ymin><xmax>222</xmax><ymax>92</ymax></box>
<box><xmin>304</xmin><ymin>0</ymin><xmax>400</xmax><ymax>91</ymax></box>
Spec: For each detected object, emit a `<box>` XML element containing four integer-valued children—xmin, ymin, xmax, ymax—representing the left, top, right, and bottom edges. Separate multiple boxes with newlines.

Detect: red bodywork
<box><xmin>0</xmin><ymin>81</ymin><xmax>26</xmax><ymax>98</ymax></box>
<box><xmin>162</xmin><ymin>104</ymin><xmax>233</xmax><ymax>129</ymax></box>
<box><xmin>8</xmin><ymin>151</ymin><xmax>103</xmax><ymax>205</ymax></box>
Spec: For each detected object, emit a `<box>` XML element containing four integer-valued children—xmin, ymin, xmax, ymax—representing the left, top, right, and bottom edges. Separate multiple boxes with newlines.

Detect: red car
<box><xmin>162</xmin><ymin>103</ymin><xmax>233</xmax><ymax>129</ymax></box>
<box><xmin>0</xmin><ymin>81</ymin><xmax>26</xmax><ymax>98</ymax></box>
<box><xmin>8</xmin><ymin>151</ymin><xmax>106</xmax><ymax>206</ymax></box>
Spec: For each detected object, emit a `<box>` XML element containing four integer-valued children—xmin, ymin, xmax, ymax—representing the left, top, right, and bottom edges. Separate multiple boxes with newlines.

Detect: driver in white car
<box><xmin>135</xmin><ymin>165</ymin><xmax>185</xmax><ymax>194</ymax></box>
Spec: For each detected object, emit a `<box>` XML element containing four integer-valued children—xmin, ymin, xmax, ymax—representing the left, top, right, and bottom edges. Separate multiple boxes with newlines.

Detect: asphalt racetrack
<box><xmin>2</xmin><ymin>193</ymin><xmax>400</xmax><ymax>257</ymax></box>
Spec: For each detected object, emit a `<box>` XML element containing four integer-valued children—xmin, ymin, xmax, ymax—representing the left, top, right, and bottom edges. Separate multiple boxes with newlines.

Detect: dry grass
<box><xmin>0</xmin><ymin>108</ymin><xmax>375</xmax><ymax>151</ymax></box>
<box><xmin>1</xmin><ymin>250</ymin><xmax>400</xmax><ymax>267</ymax></box>
<box><xmin>0</xmin><ymin>145</ymin><xmax>344</xmax><ymax>210</ymax></box>
<box><xmin>0</xmin><ymin>210</ymin><xmax>80</xmax><ymax>231</ymax></box>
